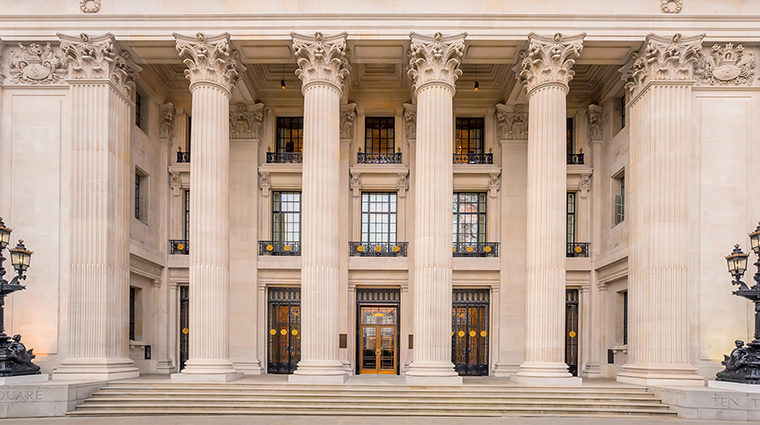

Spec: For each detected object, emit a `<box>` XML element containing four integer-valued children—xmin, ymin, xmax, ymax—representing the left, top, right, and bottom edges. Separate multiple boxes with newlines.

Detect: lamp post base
<box><xmin>716</xmin><ymin>341</ymin><xmax>760</xmax><ymax>385</ymax></box>
<box><xmin>0</xmin><ymin>334</ymin><xmax>41</xmax><ymax>378</ymax></box>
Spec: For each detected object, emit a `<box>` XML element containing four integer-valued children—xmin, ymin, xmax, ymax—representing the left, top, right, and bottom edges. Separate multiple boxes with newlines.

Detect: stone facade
<box><xmin>0</xmin><ymin>1</ymin><xmax>759</xmax><ymax>387</ymax></box>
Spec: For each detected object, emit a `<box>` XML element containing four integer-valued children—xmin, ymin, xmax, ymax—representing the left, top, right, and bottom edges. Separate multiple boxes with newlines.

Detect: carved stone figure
<box><xmin>340</xmin><ymin>104</ymin><xmax>356</xmax><ymax>139</ymax></box>
<box><xmin>8</xmin><ymin>42</ymin><xmax>66</xmax><ymax>84</ymax></box>
<box><xmin>403</xmin><ymin>103</ymin><xmax>417</xmax><ymax>140</ymax></box>
<box><xmin>229</xmin><ymin>103</ymin><xmax>265</xmax><ymax>139</ymax></box>
<box><xmin>697</xmin><ymin>43</ymin><xmax>755</xmax><ymax>86</ymax></box>
<box><xmin>159</xmin><ymin>103</ymin><xmax>175</xmax><ymax>141</ymax></box>
<box><xmin>496</xmin><ymin>104</ymin><xmax>528</xmax><ymax>140</ymax></box>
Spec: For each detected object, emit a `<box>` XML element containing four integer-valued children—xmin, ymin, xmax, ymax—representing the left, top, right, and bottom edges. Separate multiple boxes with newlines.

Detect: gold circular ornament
<box><xmin>182</xmin><ymin>328</ymin><xmax>189</xmax><ymax>334</ymax></box>
<box><xmin>469</xmin><ymin>330</ymin><xmax>476</xmax><ymax>337</ymax></box>
<box><xmin>266</xmin><ymin>244</ymin><xmax>274</xmax><ymax>251</ymax></box>
<box><xmin>484</xmin><ymin>246</ymin><xmax>491</xmax><ymax>253</ymax></box>
<box><xmin>452</xmin><ymin>246</ymin><xmax>456</xmax><ymax>252</ymax></box>
<box><xmin>357</xmin><ymin>245</ymin><xmax>365</xmax><ymax>252</ymax></box>
<box><xmin>569</xmin><ymin>331</ymin><xmax>577</xmax><ymax>338</ymax></box>
<box><xmin>574</xmin><ymin>246</ymin><xmax>582</xmax><ymax>253</ymax></box>
<box><xmin>375</xmin><ymin>245</ymin><xmax>383</xmax><ymax>252</ymax></box>
<box><xmin>280</xmin><ymin>329</ymin><xmax>288</xmax><ymax>335</ymax></box>
<box><xmin>452</xmin><ymin>331</ymin><xmax>454</xmax><ymax>336</ymax></box>
<box><xmin>292</xmin><ymin>329</ymin><xmax>298</xmax><ymax>335</ymax></box>
<box><xmin>284</xmin><ymin>245</ymin><xmax>291</xmax><ymax>252</ymax></box>
<box><xmin>480</xmin><ymin>331</ymin><xmax>487</xmax><ymax>337</ymax></box>
<box><xmin>177</xmin><ymin>243</ymin><xmax>185</xmax><ymax>251</ymax></box>
<box><xmin>393</xmin><ymin>246</ymin><xmax>400</xmax><ymax>252</ymax></box>
<box><xmin>458</xmin><ymin>331</ymin><xmax>465</xmax><ymax>337</ymax></box>
<box><xmin>269</xmin><ymin>329</ymin><xmax>276</xmax><ymax>335</ymax></box>
<box><xmin>466</xmin><ymin>246</ymin><xmax>473</xmax><ymax>253</ymax></box>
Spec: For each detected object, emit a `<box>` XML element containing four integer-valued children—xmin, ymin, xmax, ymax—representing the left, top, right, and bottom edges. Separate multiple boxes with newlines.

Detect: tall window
<box><xmin>135</xmin><ymin>92</ymin><xmax>142</xmax><ymax>128</ymax></box>
<box><xmin>276</xmin><ymin>117</ymin><xmax>303</xmax><ymax>153</ymax></box>
<box><xmin>623</xmin><ymin>290</ymin><xmax>628</xmax><ymax>345</ymax></box>
<box><xmin>187</xmin><ymin>116</ymin><xmax>192</xmax><ymax>154</ymax></box>
<box><xmin>134</xmin><ymin>173</ymin><xmax>141</xmax><ymax>220</ymax></box>
<box><xmin>129</xmin><ymin>287</ymin><xmax>136</xmax><ymax>341</ymax></box>
<box><xmin>453</xmin><ymin>193</ymin><xmax>487</xmax><ymax>244</ymax></box>
<box><xmin>621</xmin><ymin>94</ymin><xmax>626</xmax><ymax>129</ymax></box>
<box><xmin>567</xmin><ymin>192</ymin><xmax>576</xmax><ymax>245</ymax></box>
<box><xmin>614</xmin><ymin>173</ymin><xmax>625</xmax><ymax>225</ymax></box>
<box><xmin>455</xmin><ymin>118</ymin><xmax>484</xmax><ymax>154</ymax></box>
<box><xmin>365</xmin><ymin>117</ymin><xmax>395</xmax><ymax>153</ymax></box>
<box><xmin>184</xmin><ymin>190</ymin><xmax>190</xmax><ymax>241</ymax></box>
<box><xmin>566</xmin><ymin>118</ymin><xmax>574</xmax><ymax>155</ymax></box>
<box><xmin>272</xmin><ymin>192</ymin><xmax>301</xmax><ymax>243</ymax></box>
<box><xmin>361</xmin><ymin>193</ymin><xmax>397</xmax><ymax>243</ymax></box>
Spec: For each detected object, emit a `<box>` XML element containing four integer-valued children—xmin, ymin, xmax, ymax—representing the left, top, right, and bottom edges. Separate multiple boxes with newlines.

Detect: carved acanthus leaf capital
<box><xmin>291</xmin><ymin>32</ymin><xmax>351</xmax><ymax>93</ymax></box>
<box><xmin>59</xmin><ymin>33</ymin><xmax>142</xmax><ymax>97</ymax></box>
<box><xmin>696</xmin><ymin>43</ymin><xmax>755</xmax><ymax>86</ymax></box>
<box><xmin>174</xmin><ymin>32</ymin><xmax>245</xmax><ymax>95</ymax></box>
<box><xmin>159</xmin><ymin>103</ymin><xmax>175</xmax><ymax>141</ymax></box>
<box><xmin>515</xmin><ymin>32</ymin><xmax>585</xmax><ymax>95</ymax></box>
<box><xmin>403</xmin><ymin>103</ymin><xmax>417</xmax><ymax>141</ymax></box>
<box><xmin>9</xmin><ymin>42</ymin><xmax>66</xmax><ymax>85</ymax></box>
<box><xmin>340</xmin><ymin>103</ymin><xmax>357</xmax><ymax>139</ymax></box>
<box><xmin>620</xmin><ymin>33</ymin><xmax>704</xmax><ymax>97</ymax></box>
<box><xmin>407</xmin><ymin>32</ymin><xmax>467</xmax><ymax>93</ymax></box>
<box><xmin>496</xmin><ymin>103</ymin><xmax>528</xmax><ymax>141</ymax></box>
<box><xmin>230</xmin><ymin>102</ymin><xmax>265</xmax><ymax>139</ymax></box>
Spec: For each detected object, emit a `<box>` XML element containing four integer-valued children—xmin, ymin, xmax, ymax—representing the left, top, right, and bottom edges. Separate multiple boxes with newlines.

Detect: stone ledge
<box><xmin>0</xmin><ymin>380</ymin><xmax>104</xmax><ymax>418</ymax></box>
<box><xmin>653</xmin><ymin>384</ymin><xmax>760</xmax><ymax>421</ymax></box>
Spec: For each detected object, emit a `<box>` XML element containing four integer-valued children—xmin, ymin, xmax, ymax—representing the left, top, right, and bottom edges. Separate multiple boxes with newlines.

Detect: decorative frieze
<box><xmin>515</xmin><ymin>33</ymin><xmax>585</xmax><ymax>95</ymax></box>
<box><xmin>291</xmin><ymin>32</ymin><xmax>350</xmax><ymax>93</ymax></box>
<box><xmin>403</xmin><ymin>103</ymin><xmax>416</xmax><ymax>141</ymax></box>
<box><xmin>229</xmin><ymin>102</ymin><xmax>264</xmax><ymax>139</ymax></box>
<box><xmin>696</xmin><ymin>43</ymin><xmax>755</xmax><ymax>86</ymax></box>
<box><xmin>59</xmin><ymin>33</ymin><xmax>141</xmax><ymax>97</ymax></box>
<box><xmin>620</xmin><ymin>33</ymin><xmax>704</xmax><ymax>97</ymax></box>
<box><xmin>496</xmin><ymin>103</ymin><xmax>528</xmax><ymax>141</ymax></box>
<box><xmin>8</xmin><ymin>43</ymin><xmax>66</xmax><ymax>85</ymax></box>
<box><xmin>407</xmin><ymin>32</ymin><xmax>466</xmax><ymax>93</ymax></box>
<box><xmin>159</xmin><ymin>103</ymin><xmax>175</xmax><ymax>141</ymax></box>
<box><xmin>340</xmin><ymin>103</ymin><xmax>356</xmax><ymax>140</ymax></box>
<box><xmin>174</xmin><ymin>32</ymin><xmax>244</xmax><ymax>94</ymax></box>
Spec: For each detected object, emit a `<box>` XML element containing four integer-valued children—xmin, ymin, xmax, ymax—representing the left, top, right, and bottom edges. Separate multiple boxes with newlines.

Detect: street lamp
<box><xmin>0</xmin><ymin>217</ymin><xmax>40</xmax><ymax>377</ymax></box>
<box><xmin>716</xmin><ymin>228</ymin><xmax>760</xmax><ymax>384</ymax></box>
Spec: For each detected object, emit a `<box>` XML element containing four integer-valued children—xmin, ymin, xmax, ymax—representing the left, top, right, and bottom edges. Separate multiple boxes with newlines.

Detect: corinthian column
<box><xmin>289</xmin><ymin>32</ymin><xmax>350</xmax><ymax>384</ymax></box>
<box><xmin>53</xmin><ymin>33</ymin><xmax>141</xmax><ymax>380</ymax></box>
<box><xmin>172</xmin><ymin>32</ymin><xmax>244</xmax><ymax>382</ymax></box>
<box><xmin>405</xmin><ymin>32</ymin><xmax>466</xmax><ymax>386</ymax></box>
<box><xmin>512</xmin><ymin>33</ymin><xmax>585</xmax><ymax>386</ymax></box>
<box><xmin>617</xmin><ymin>34</ymin><xmax>705</xmax><ymax>387</ymax></box>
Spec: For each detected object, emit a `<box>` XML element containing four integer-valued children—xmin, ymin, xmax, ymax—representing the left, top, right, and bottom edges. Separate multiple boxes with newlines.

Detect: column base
<box><xmin>582</xmin><ymin>362</ymin><xmax>603</xmax><ymax>378</ymax></box>
<box><xmin>171</xmin><ymin>372</ymin><xmax>243</xmax><ymax>382</ymax></box>
<box><xmin>0</xmin><ymin>374</ymin><xmax>49</xmax><ymax>386</ymax></box>
<box><xmin>405</xmin><ymin>361</ymin><xmax>462</xmax><ymax>385</ymax></box>
<box><xmin>171</xmin><ymin>359</ymin><xmax>243</xmax><ymax>382</ymax></box>
<box><xmin>617</xmin><ymin>363</ymin><xmax>705</xmax><ymax>387</ymax></box>
<box><xmin>52</xmin><ymin>358</ymin><xmax>139</xmax><ymax>381</ymax></box>
<box><xmin>232</xmin><ymin>360</ymin><xmax>264</xmax><ymax>375</ymax></box>
<box><xmin>289</xmin><ymin>359</ymin><xmax>347</xmax><ymax>384</ymax></box>
<box><xmin>492</xmin><ymin>362</ymin><xmax>520</xmax><ymax>378</ymax></box>
<box><xmin>155</xmin><ymin>359</ymin><xmax>175</xmax><ymax>374</ymax></box>
<box><xmin>512</xmin><ymin>361</ymin><xmax>581</xmax><ymax>386</ymax></box>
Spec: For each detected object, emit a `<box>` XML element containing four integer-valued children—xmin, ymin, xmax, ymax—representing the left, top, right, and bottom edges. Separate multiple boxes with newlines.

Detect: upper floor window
<box><xmin>184</xmin><ymin>190</ymin><xmax>190</xmax><ymax>241</ymax></box>
<box><xmin>455</xmin><ymin>118</ymin><xmax>484</xmax><ymax>154</ymax></box>
<box><xmin>361</xmin><ymin>193</ymin><xmax>397</xmax><ymax>243</ymax></box>
<box><xmin>452</xmin><ymin>192</ymin><xmax>486</xmax><ymax>244</ymax></box>
<box><xmin>276</xmin><ymin>117</ymin><xmax>303</xmax><ymax>153</ymax></box>
<box><xmin>566</xmin><ymin>118</ymin><xmax>574</xmax><ymax>155</ymax></box>
<box><xmin>135</xmin><ymin>92</ymin><xmax>142</xmax><ymax>128</ymax></box>
<box><xmin>614</xmin><ymin>171</ymin><xmax>625</xmax><ymax>226</ymax></box>
<box><xmin>272</xmin><ymin>192</ymin><xmax>301</xmax><ymax>243</ymax></box>
<box><xmin>365</xmin><ymin>117</ymin><xmax>395</xmax><ymax>153</ymax></box>
<box><xmin>134</xmin><ymin>173</ymin><xmax>141</xmax><ymax>220</ymax></box>
<box><xmin>567</xmin><ymin>192</ymin><xmax>576</xmax><ymax>245</ymax></box>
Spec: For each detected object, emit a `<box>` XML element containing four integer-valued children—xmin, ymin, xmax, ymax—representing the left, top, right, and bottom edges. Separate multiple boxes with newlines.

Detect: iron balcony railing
<box><xmin>349</xmin><ymin>241</ymin><xmax>408</xmax><ymax>257</ymax></box>
<box><xmin>567</xmin><ymin>242</ymin><xmax>590</xmax><ymax>258</ymax></box>
<box><xmin>567</xmin><ymin>153</ymin><xmax>584</xmax><ymax>165</ymax></box>
<box><xmin>266</xmin><ymin>152</ymin><xmax>303</xmax><ymax>163</ymax></box>
<box><xmin>177</xmin><ymin>152</ymin><xmax>191</xmax><ymax>163</ymax></box>
<box><xmin>357</xmin><ymin>152</ymin><xmax>403</xmax><ymax>164</ymax></box>
<box><xmin>452</xmin><ymin>242</ymin><xmax>499</xmax><ymax>257</ymax></box>
<box><xmin>259</xmin><ymin>240</ymin><xmax>301</xmax><ymax>256</ymax></box>
<box><xmin>453</xmin><ymin>153</ymin><xmax>493</xmax><ymax>164</ymax></box>
<box><xmin>169</xmin><ymin>239</ymin><xmax>189</xmax><ymax>255</ymax></box>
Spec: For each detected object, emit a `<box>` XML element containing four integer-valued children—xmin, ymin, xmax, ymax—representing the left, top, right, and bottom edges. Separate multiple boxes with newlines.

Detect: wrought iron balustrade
<box><xmin>259</xmin><ymin>241</ymin><xmax>301</xmax><ymax>256</ymax></box>
<box><xmin>452</xmin><ymin>242</ymin><xmax>499</xmax><ymax>257</ymax></box>
<box><xmin>177</xmin><ymin>152</ymin><xmax>191</xmax><ymax>163</ymax></box>
<box><xmin>453</xmin><ymin>153</ymin><xmax>493</xmax><ymax>164</ymax></box>
<box><xmin>170</xmin><ymin>239</ymin><xmax>189</xmax><ymax>255</ymax></box>
<box><xmin>567</xmin><ymin>153</ymin><xmax>584</xmax><ymax>165</ymax></box>
<box><xmin>567</xmin><ymin>242</ymin><xmax>590</xmax><ymax>258</ymax></box>
<box><xmin>349</xmin><ymin>241</ymin><xmax>408</xmax><ymax>257</ymax></box>
<box><xmin>266</xmin><ymin>152</ymin><xmax>303</xmax><ymax>163</ymax></box>
<box><xmin>356</xmin><ymin>152</ymin><xmax>402</xmax><ymax>164</ymax></box>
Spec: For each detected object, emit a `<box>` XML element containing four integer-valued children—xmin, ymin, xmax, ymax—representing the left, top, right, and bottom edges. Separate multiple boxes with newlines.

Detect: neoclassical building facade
<box><xmin>0</xmin><ymin>0</ymin><xmax>758</xmax><ymax>387</ymax></box>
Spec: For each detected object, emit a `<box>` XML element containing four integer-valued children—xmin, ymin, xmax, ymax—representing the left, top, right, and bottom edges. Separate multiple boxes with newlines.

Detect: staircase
<box><xmin>68</xmin><ymin>380</ymin><xmax>677</xmax><ymax>417</ymax></box>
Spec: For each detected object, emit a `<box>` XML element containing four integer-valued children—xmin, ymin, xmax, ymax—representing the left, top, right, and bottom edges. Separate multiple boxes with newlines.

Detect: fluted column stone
<box><xmin>405</xmin><ymin>32</ymin><xmax>466</xmax><ymax>385</ymax></box>
<box><xmin>617</xmin><ymin>34</ymin><xmax>705</xmax><ymax>387</ymax></box>
<box><xmin>289</xmin><ymin>32</ymin><xmax>350</xmax><ymax>384</ymax></box>
<box><xmin>53</xmin><ymin>33</ymin><xmax>141</xmax><ymax>380</ymax></box>
<box><xmin>172</xmin><ymin>32</ymin><xmax>244</xmax><ymax>382</ymax></box>
<box><xmin>512</xmin><ymin>33</ymin><xmax>585</xmax><ymax>386</ymax></box>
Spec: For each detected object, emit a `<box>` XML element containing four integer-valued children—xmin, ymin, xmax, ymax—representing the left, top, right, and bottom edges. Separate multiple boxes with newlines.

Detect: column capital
<box><xmin>407</xmin><ymin>32</ymin><xmax>466</xmax><ymax>94</ymax></box>
<box><xmin>174</xmin><ymin>32</ymin><xmax>245</xmax><ymax>95</ymax></box>
<box><xmin>515</xmin><ymin>32</ymin><xmax>585</xmax><ymax>96</ymax></box>
<box><xmin>291</xmin><ymin>32</ymin><xmax>351</xmax><ymax>94</ymax></box>
<box><xmin>58</xmin><ymin>33</ymin><xmax>142</xmax><ymax>97</ymax></box>
<box><xmin>620</xmin><ymin>33</ymin><xmax>704</xmax><ymax>98</ymax></box>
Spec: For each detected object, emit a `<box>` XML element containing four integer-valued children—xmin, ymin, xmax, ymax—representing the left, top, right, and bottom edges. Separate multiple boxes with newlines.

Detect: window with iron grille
<box><xmin>129</xmin><ymin>287</ymin><xmax>136</xmax><ymax>341</ymax></box>
<box><xmin>361</xmin><ymin>193</ymin><xmax>397</xmax><ymax>243</ymax></box>
<box><xmin>276</xmin><ymin>117</ymin><xmax>303</xmax><ymax>153</ymax></box>
<box><xmin>453</xmin><ymin>193</ymin><xmax>487</xmax><ymax>244</ymax></box>
<box><xmin>567</xmin><ymin>192</ymin><xmax>576</xmax><ymax>245</ymax></box>
<box><xmin>365</xmin><ymin>117</ymin><xmax>395</xmax><ymax>153</ymax></box>
<box><xmin>184</xmin><ymin>190</ymin><xmax>190</xmax><ymax>241</ymax></box>
<box><xmin>272</xmin><ymin>192</ymin><xmax>301</xmax><ymax>243</ymax></box>
<box><xmin>455</xmin><ymin>118</ymin><xmax>484</xmax><ymax>154</ymax></box>
<box><xmin>187</xmin><ymin>116</ymin><xmax>192</xmax><ymax>154</ymax></box>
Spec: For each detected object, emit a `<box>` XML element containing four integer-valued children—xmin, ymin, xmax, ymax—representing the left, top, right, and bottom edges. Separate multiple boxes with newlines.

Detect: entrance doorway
<box><xmin>267</xmin><ymin>287</ymin><xmax>301</xmax><ymax>374</ymax></box>
<box><xmin>452</xmin><ymin>288</ymin><xmax>489</xmax><ymax>376</ymax></box>
<box><xmin>356</xmin><ymin>288</ymin><xmax>400</xmax><ymax>375</ymax></box>
<box><xmin>179</xmin><ymin>285</ymin><xmax>189</xmax><ymax>370</ymax></box>
<box><xmin>566</xmin><ymin>288</ymin><xmax>579</xmax><ymax>376</ymax></box>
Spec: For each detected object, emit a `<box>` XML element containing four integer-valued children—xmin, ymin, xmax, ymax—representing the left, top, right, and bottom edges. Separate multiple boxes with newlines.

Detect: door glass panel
<box><xmin>362</xmin><ymin>326</ymin><xmax>377</xmax><ymax>371</ymax></box>
<box><xmin>379</xmin><ymin>326</ymin><xmax>395</xmax><ymax>372</ymax></box>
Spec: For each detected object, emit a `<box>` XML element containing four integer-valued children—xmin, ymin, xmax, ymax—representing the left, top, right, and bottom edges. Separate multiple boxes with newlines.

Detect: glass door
<box><xmin>359</xmin><ymin>306</ymin><xmax>397</xmax><ymax>374</ymax></box>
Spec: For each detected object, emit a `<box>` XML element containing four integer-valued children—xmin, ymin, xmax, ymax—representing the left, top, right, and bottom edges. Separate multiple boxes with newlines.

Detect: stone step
<box><xmin>97</xmin><ymin>386</ymin><xmax>652</xmax><ymax>395</ymax></box>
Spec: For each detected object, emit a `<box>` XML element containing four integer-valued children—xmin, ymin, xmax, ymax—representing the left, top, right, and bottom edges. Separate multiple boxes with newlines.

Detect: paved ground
<box><xmin>3</xmin><ymin>417</ymin><xmax>760</xmax><ymax>425</ymax></box>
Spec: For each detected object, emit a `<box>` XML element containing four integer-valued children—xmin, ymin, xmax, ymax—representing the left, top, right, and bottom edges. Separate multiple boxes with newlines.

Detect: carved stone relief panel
<box><xmin>696</xmin><ymin>43</ymin><xmax>756</xmax><ymax>86</ymax></box>
<box><xmin>8</xmin><ymin>43</ymin><xmax>66</xmax><ymax>85</ymax></box>
<box><xmin>229</xmin><ymin>102</ymin><xmax>265</xmax><ymax>139</ymax></box>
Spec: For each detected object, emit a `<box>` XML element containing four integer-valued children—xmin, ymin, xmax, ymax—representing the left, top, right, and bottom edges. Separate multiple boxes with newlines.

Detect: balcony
<box><xmin>453</xmin><ymin>153</ymin><xmax>493</xmax><ymax>165</ymax></box>
<box><xmin>567</xmin><ymin>153</ymin><xmax>584</xmax><ymax>165</ymax></box>
<box><xmin>266</xmin><ymin>152</ymin><xmax>303</xmax><ymax>164</ymax></box>
<box><xmin>169</xmin><ymin>239</ymin><xmax>189</xmax><ymax>255</ymax></box>
<box><xmin>357</xmin><ymin>152</ymin><xmax>402</xmax><ymax>164</ymax></box>
<box><xmin>452</xmin><ymin>242</ymin><xmax>499</xmax><ymax>257</ymax></box>
<box><xmin>177</xmin><ymin>152</ymin><xmax>190</xmax><ymax>163</ymax></box>
<box><xmin>259</xmin><ymin>240</ymin><xmax>301</xmax><ymax>256</ymax></box>
<box><xmin>349</xmin><ymin>241</ymin><xmax>408</xmax><ymax>257</ymax></box>
<box><xmin>567</xmin><ymin>242</ymin><xmax>590</xmax><ymax>258</ymax></box>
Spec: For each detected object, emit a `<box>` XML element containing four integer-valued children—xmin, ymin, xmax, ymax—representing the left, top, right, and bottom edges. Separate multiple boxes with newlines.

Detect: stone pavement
<box><xmin>2</xmin><ymin>417</ymin><xmax>760</xmax><ymax>425</ymax></box>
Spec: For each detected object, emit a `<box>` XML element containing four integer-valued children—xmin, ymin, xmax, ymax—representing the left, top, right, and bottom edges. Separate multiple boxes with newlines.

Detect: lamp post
<box><xmin>0</xmin><ymin>217</ymin><xmax>40</xmax><ymax>377</ymax></box>
<box><xmin>717</xmin><ymin>225</ymin><xmax>760</xmax><ymax>384</ymax></box>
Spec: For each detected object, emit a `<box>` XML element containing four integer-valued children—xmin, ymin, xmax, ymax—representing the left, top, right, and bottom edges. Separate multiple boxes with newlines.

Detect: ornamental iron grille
<box><xmin>179</xmin><ymin>285</ymin><xmax>189</xmax><ymax>370</ymax></box>
<box><xmin>276</xmin><ymin>117</ymin><xmax>303</xmax><ymax>153</ymax></box>
<box><xmin>566</xmin><ymin>288</ymin><xmax>580</xmax><ymax>376</ymax></box>
<box><xmin>356</xmin><ymin>288</ymin><xmax>400</xmax><ymax>375</ymax></box>
<box><xmin>452</xmin><ymin>288</ymin><xmax>490</xmax><ymax>376</ymax></box>
<box><xmin>453</xmin><ymin>193</ymin><xmax>489</xmax><ymax>256</ymax></box>
<box><xmin>267</xmin><ymin>287</ymin><xmax>301</xmax><ymax>374</ymax></box>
